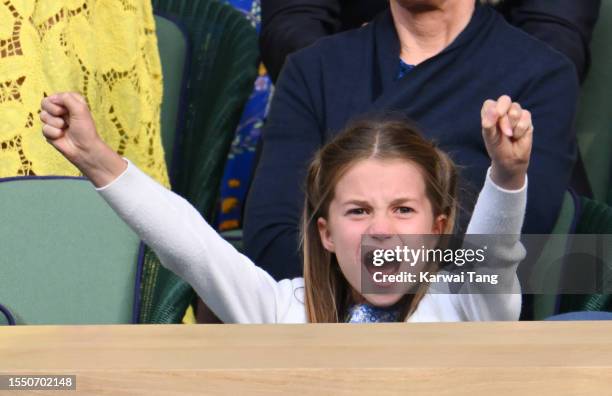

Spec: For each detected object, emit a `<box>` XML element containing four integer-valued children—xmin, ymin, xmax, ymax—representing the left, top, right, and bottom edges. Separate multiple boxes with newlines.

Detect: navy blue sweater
<box><xmin>244</xmin><ymin>4</ymin><xmax>579</xmax><ymax>280</ymax></box>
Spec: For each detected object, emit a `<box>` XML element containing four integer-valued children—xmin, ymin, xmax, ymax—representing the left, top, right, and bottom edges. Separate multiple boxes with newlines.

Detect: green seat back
<box><xmin>531</xmin><ymin>191</ymin><xmax>576</xmax><ymax>319</ymax></box>
<box><xmin>0</xmin><ymin>177</ymin><xmax>141</xmax><ymax>325</ymax></box>
<box><xmin>575</xmin><ymin>1</ymin><xmax>612</xmax><ymax>205</ymax></box>
<box><xmin>138</xmin><ymin>0</ymin><xmax>259</xmax><ymax>323</ymax></box>
<box><xmin>557</xmin><ymin>197</ymin><xmax>612</xmax><ymax>314</ymax></box>
<box><xmin>155</xmin><ymin>14</ymin><xmax>188</xmax><ymax>174</ymax></box>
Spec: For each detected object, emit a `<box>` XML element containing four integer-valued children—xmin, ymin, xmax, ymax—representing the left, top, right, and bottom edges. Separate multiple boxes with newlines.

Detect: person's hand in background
<box><xmin>40</xmin><ymin>92</ymin><xmax>127</xmax><ymax>187</ymax></box>
<box><xmin>481</xmin><ymin>95</ymin><xmax>533</xmax><ymax>190</ymax></box>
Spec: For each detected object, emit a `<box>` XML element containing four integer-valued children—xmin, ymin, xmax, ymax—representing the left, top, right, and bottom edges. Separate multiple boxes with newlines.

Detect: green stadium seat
<box><xmin>0</xmin><ymin>177</ymin><xmax>141</xmax><ymax>325</ymax></box>
<box><xmin>575</xmin><ymin>0</ymin><xmax>612</xmax><ymax>205</ymax></box>
<box><xmin>532</xmin><ymin>192</ymin><xmax>612</xmax><ymax>320</ymax></box>
<box><xmin>155</xmin><ymin>13</ymin><xmax>189</xmax><ymax>179</ymax></box>
<box><xmin>531</xmin><ymin>191</ymin><xmax>577</xmax><ymax>319</ymax></box>
<box><xmin>556</xmin><ymin>196</ymin><xmax>612</xmax><ymax>314</ymax></box>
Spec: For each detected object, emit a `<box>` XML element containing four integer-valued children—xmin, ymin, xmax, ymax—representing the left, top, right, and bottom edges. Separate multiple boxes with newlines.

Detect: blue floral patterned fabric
<box><xmin>397</xmin><ymin>58</ymin><xmax>415</xmax><ymax>80</ymax></box>
<box><xmin>345</xmin><ymin>304</ymin><xmax>401</xmax><ymax>323</ymax></box>
<box><xmin>216</xmin><ymin>0</ymin><xmax>272</xmax><ymax>232</ymax></box>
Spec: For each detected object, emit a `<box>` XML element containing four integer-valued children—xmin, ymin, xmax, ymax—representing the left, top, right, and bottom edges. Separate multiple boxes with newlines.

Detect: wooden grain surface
<box><xmin>1</xmin><ymin>322</ymin><xmax>611</xmax><ymax>395</ymax></box>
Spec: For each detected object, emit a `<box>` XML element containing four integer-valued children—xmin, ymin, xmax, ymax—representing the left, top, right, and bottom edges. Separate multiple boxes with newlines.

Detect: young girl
<box><xmin>40</xmin><ymin>92</ymin><xmax>532</xmax><ymax>323</ymax></box>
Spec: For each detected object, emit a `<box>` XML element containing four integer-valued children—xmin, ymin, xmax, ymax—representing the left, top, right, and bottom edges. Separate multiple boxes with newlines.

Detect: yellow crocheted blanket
<box><xmin>0</xmin><ymin>0</ymin><xmax>169</xmax><ymax>187</ymax></box>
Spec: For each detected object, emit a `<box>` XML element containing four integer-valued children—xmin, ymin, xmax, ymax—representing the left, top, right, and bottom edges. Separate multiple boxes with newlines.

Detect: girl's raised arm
<box><xmin>40</xmin><ymin>93</ymin><xmax>302</xmax><ymax>324</ymax></box>
<box><xmin>451</xmin><ymin>95</ymin><xmax>533</xmax><ymax>321</ymax></box>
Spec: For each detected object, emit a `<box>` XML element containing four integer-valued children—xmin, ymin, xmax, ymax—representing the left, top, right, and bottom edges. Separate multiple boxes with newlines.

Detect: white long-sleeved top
<box><xmin>97</xmin><ymin>160</ymin><xmax>527</xmax><ymax>323</ymax></box>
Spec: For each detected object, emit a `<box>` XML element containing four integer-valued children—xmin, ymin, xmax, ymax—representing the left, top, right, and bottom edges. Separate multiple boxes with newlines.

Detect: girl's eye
<box><xmin>395</xmin><ymin>206</ymin><xmax>414</xmax><ymax>215</ymax></box>
<box><xmin>346</xmin><ymin>208</ymin><xmax>369</xmax><ymax>216</ymax></box>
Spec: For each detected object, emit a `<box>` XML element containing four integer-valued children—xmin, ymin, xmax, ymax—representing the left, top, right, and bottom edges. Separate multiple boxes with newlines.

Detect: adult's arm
<box><xmin>505</xmin><ymin>0</ymin><xmax>601</xmax><ymax>83</ymax></box>
<box><xmin>521</xmin><ymin>59</ymin><xmax>579</xmax><ymax>233</ymax></box>
<box><xmin>243</xmin><ymin>54</ymin><xmax>324</xmax><ymax>280</ymax></box>
<box><xmin>260</xmin><ymin>0</ymin><xmax>342</xmax><ymax>82</ymax></box>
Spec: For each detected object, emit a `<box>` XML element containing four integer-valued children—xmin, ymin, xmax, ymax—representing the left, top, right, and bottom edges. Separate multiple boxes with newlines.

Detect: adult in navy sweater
<box><xmin>260</xmin><ymin>0</ymin><xmax>601</xmax><ymax>83</ymax></box>
<box><xmin>244</xmin><ymin>0</ymin><xmax>579</xmax><ymax>280</ymax></box>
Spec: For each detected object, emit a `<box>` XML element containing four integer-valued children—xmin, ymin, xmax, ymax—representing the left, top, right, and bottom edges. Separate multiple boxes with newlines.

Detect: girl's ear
<box><xmin>317</xmin><ymin>217</ymin><xmax>335</xmax><ymax>252</ymax></box>
<box><xmin>431</xmin><ymin>214</ymin><xmax>448</xmax><ymax>235</ymax></box>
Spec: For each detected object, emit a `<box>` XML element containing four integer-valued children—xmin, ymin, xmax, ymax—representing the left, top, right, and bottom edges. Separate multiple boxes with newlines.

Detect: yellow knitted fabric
<box><xmin>0</xmin><ymin>0</ymin><xmax>169</xmax><ymax>187</ymax></box>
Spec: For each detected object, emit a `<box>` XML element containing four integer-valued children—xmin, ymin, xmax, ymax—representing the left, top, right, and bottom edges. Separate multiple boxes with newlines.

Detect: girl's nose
<box><xmin>366</xmin><ymin>215</ymin><xmax>395</xmax><ymax>239</ymax></box>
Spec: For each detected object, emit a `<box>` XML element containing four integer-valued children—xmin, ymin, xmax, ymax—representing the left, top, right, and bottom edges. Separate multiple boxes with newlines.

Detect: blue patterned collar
<box><xmin>397</xmin><ymin>58</ymin><xmax>415</xmax><ymax>80</ymax></box>
<box><xmin>345</xmin><ymin>303</ymin><xmax>401</xmax><ymax>323</ymax></box>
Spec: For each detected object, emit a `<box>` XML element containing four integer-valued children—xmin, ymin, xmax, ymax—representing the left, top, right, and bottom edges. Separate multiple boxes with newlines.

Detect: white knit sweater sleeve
<box><xmin>454</xmin><ymin>167</ymin><xmax>527</xmax><ymax>321</ymax></box>
<box><xmin>96</xmin><ymin>160</ymin><xmax>299</xmax><ymax>324</ymax></box>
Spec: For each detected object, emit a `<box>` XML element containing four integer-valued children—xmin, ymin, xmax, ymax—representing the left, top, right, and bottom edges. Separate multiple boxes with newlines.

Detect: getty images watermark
<box><xmin>369</xmin><ymin>244</ymin><xmax>494</xmax><ymax>284</ymax></box>
<box><xmin>360</xmin><ymin>234</ymin><xmax>612</xmax><ymax>294</ymax></box>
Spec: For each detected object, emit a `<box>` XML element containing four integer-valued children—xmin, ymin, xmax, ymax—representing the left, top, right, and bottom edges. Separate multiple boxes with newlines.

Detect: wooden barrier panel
<box><xmin>1</xmin><ymin>322</ymin><xmax>612</xmax><ymax>395</ymax></box>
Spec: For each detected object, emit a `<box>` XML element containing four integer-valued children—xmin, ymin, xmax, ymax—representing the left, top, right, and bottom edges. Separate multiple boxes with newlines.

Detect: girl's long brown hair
<box><xmin>301</xmin><ymin>118</ymin><xmax>458</xmax><ymax>323</ymax></box>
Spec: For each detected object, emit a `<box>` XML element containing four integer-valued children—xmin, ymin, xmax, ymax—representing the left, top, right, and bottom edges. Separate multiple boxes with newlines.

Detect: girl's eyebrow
<box><xmin>389</xmin><ymin>197</ymin><xmax>419</xmax><ymax>205</ymax></box>
<box><xmin>342</xmin><ymin>199</ymin><xmax>370</xmax><ymax>207</ymax></box>
<box><xmin>342</xmin><ymin>197</ymin><xmax>418</xmax><ymax>206</ymax></box>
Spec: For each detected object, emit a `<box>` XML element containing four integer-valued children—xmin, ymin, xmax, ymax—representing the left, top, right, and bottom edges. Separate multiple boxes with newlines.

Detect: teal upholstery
<box><xmin>531</xmin><ymin>191</ymin><xmax>576</xmax><ymax>319</ymax></box>
<box><xmin>0</xmin><ymin>177</ymin><xmax>140</xmax><ymax>325</ymax></box>
<box><xmin>557</xmin><ymin>197</ymin><xmax>612</xmax><ymax>314</ymax></box>
<box><xmin>220</xmin><ymin>229</ymin><xmax>244</xmax><ymax>252</ymax></box>
<box><xmin>575</xmin><ymin>0</ymin><xmax>612</xmax><ymax>205</ymax></box>
<box><xmin>532</xmin><ymin>193</ymin><xmax>612</xmax><ymax>319</ymax></box>
<box><xmin>155</xmin><ymin>14</ymin><xmax>188</xmax><ymax>175</ymax></box>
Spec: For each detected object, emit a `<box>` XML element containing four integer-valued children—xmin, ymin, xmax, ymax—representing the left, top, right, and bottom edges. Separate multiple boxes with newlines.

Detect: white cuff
<box><xmin>94</xmin><ymin>158</ymin><xmax>131</xmax><ymax>192</ymax></box>
<box><xmin>485</xmin><ymin>167</ymin><xmax>527</xmax><ymax>194</ymax></box>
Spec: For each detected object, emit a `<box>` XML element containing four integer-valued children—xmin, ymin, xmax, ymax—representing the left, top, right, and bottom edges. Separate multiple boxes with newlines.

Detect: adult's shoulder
<box><xmin>284</xmin><ymin>22</ymin><xmax>374</xmax><ymax>75</ymax></box>
<box><xmin>489</xmin><ymin>9</ymin><xmax>578</xmax><ymax>79</ymax></box>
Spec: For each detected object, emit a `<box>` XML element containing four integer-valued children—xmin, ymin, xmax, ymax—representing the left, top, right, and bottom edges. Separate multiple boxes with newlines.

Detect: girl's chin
<box><xmin>361</xmin><ymin>293</ymin><xmax>405</xmax><ymax>307</ymax></box>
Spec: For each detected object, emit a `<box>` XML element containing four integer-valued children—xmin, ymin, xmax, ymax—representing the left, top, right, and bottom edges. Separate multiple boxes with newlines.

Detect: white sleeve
<box><xmin>96</xmin><ymin>160</ymin><xmax>297</xmax><ymax>323</ymax></box>
<box><xmin>452</xmin><ymin>167</ymin><xmax>527</xmax><ymax>321</ymax></box>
